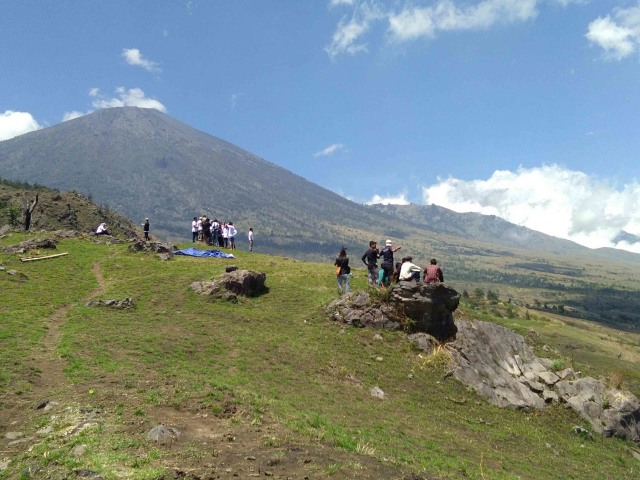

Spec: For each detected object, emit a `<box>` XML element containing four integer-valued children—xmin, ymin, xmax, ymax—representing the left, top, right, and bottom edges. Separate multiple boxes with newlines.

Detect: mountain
<box><xmin>0</xmin><ymin>107</ymin><xmax>401</xmax><ymax>258</ymax></box>
<box><xmin>3</xmin><ymin>107</ymin><xmax>640</xmax><ymax>330</ymax></box>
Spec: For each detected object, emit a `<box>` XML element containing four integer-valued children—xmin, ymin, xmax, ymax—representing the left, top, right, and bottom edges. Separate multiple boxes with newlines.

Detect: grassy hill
<box><xmin>1</xmin><ymin>231</ymin><xmax>638</xmax><ymax>479</ymax></box>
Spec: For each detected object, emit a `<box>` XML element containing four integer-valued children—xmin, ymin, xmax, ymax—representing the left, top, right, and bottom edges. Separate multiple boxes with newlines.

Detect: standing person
<box><xmin>211</xmin><ymin>219</ymin><xmax>220</xmax><ymax>247</ymax></box>
<box><xmin>334</xmin><ymin>247</ymin><xmax>350</xmax><ymax>295</ymax></box>
<box><xmin>248</xmin><ymin>227</ymin><xmax>254</xmax><ymax>252</ymax></box>
<box><xmin>379</xmin><ymin>239</ymin><xmax>401</xmax><ymax>287</ymax></box>
<box><xmin>228</xmin><ymin>222</ymin><xmax>238</xmax><ymax>250</ymax></box>
<box><xmin>142</xmin><ymin>218</ymin><xmax>150</xmax><ymax>240</ymax></box>
<box><xmin>197</xmin><ymin>217</ymin><xmax>204</xmax><ymax>242</ymax></box>
<box><xmin>424</xmin><ymin>258</ymin><xmax>444</xmax><ymax>284</ymax></box>
<box><xmin>24</xmin><ymin>194</ymin><xmax>38</xmax><ymax>231</ymax></box>
<box><xmin>361</xmin><ymin>240</ymin><xmax>380</xmax><ymax>288</ymax></box>
<box><xmin>222</xmin><ymin>223</ymin><xmax>229</xmax><ymax>248</ymax></box>
<box><xmin>399</xmin><ymin>256</ymin><xmax>421</xmax><ymax>282</ymax></box>
<box><xmin>202</xmin><ymin>217</ymin><xmax>211</xmax><ymax>245</ymax></box>
<box><xmin>191</xmin><ymin>217</ymin><xmax>198</xmax><ymax>242</ymax></box>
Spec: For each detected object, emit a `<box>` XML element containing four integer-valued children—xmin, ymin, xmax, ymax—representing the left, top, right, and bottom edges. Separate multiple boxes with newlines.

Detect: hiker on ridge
<box><xmin>379</xmin><ymin>239</ymin><xmax>401</xmax><ymax>287</ymax></box>
<box><xmin>142</xmin><ymin>218</ymin><xmax>150</xmax><ymax>240</ymax></box>
<box><xmin>334</xmin><ymin>247</ymin><xmax>350</xmax><ymax>295</ymax></box>
<box><xmin>424</xmin><ymin>258</ymin><xmax>444</xmax><ymax>284</ymax></box>
<box><xmin>399</xmin><ymin>256</ymin><xmax>421</xmax><ymax>282</ymax></box>
<box><xmin>361</xmin><ymin>240</ymin><xmax>380</xmax><ymax>288</ymax></box>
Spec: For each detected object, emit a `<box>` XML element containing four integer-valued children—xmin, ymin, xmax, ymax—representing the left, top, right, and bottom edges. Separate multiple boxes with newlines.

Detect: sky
<box><xmin>2</xmin><ymin>1</ymin><xmax>640</xmax><ymax>252</ymax></box>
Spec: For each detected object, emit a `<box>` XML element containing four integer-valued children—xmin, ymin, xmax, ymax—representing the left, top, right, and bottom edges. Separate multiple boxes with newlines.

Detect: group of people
<box><xmin>191</xmin><ymin>216</ymin><xmax>254</xmax><ymax>251</ymax></box>
<box><xmin>334</xmin><ymin>239</ymin><xmax>444</xmax><ymax>295</ymax></box>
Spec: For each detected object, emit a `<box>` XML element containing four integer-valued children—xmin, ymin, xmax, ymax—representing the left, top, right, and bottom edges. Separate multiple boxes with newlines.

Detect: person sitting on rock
<box><xmin>95</xmin><ymin>222</ymin><xmax>110</xmax><ymax>236</ymax></box>
<box><xmin>424</xmin><ymin>258</ymin><xmax>444</xmax><ymax>284</ymax></box>
<box><xmin>399</xmin><ymin>256</ymin><xmax>421</xmax><ymax>282</ymax></box>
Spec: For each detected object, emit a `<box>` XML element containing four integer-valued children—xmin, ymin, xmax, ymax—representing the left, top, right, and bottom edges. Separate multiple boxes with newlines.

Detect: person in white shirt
<box><xmin>222</xmin><ymin>223</ymin><xmax>229</xmax><ymax>248</ymax></box>
<box><xmin>191</xmin><ymin>217</ymin><xmax>198</xmax><ymax>242</ymax></box>
<box><xmin>227</xmin><ymin>222</ymin><xmax>238</xmax><ymax>250</ymax></box>
<box><xmin>248</xmin><ymin>228</ymin><xmax>254</xmax><ymax>252</ymax></box>
<box><xmin>399</xmin><ymin>256</ymin><xmax>421</xmax><ymax>282</ymax></box>
<box><xmin>95</xmin><ymin>222</ymin><xmax>110</xmax><ymax>236</ymax></box>
<box><xmin>211</xmin><ymin>219</ymin><xmax>220</xmax><ymax>247</ymax></box>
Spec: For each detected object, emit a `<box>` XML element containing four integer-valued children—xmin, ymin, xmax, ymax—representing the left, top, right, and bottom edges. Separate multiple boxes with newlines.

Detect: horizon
<box><xmin>2</xmin><ymin>1</ymin><xmax>640</xmax><ymax>253</ymax></box>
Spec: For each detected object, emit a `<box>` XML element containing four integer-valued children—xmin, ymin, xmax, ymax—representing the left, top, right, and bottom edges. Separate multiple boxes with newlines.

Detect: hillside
<box><xmin>1</xmin><ymin>232</ymin><xmax>638</xmax><ymax>479</ymax></box>
<box><xmin>0</xmin><ymin>179</ymin><xmax>140</xmax><ymax>239</ymax></box>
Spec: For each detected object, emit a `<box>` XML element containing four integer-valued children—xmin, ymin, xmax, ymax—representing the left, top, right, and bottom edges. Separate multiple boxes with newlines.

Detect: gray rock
<box><xmin>524</xmin><ymin>380</ymin><xmax>545</xmax><ymax>393</ymax></box>
<box><xmin>4</xmin><ymin>431</ymin><xmax>23</xmax><ymax>440</ymax></box>
<box><xmin>557</xmin><ymin>368</ymin><xmax>576</xmax><ymax>380</ymax></box>
<box><xmin>147</xmin><ymin>424</ymin><xmax>181</xmax><ymax>444</ymax></box>
<box><xmin>326</xmin><ymin>283</ymin><xmax>459</xmax><ymax>339</ymax></box>
<box><xmin>556</xmin><ymin>378</ymin><xmax>640</xmax><ymax>441</ymax></box>
<box><xmin>447</xmin><ymin>319</ymin><xmax>545</xmax><ymax>410</ymax></box>
<box><xmin>538</xmin><ymin>371</ymin><xmax>560</xmax><ymax>386</ymax></box>
<box><xmin>192</xmin><ymin>269</ymin><xmax>266</xmax><ymax>299</ymax></box>
<box><xmin>370</xmin><ymin>387</ymin><xmax>385</xmax><ymax>400</ymax></box>
<box><xmin>543</xmin><ymin>390</ymin><xmax>559</xmax><ymax>403</ymax></box>
<box><xmin>407</xmin><ymin>332</ymin><xmax>438</xmax><ymax>354</ymax></box>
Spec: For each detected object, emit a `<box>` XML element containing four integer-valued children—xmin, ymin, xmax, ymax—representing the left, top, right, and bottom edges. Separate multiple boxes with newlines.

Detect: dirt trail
<box><xmin>30</xmin><ymin>261</ymin><xmax>106</xmax><ymax>391</ymax></box>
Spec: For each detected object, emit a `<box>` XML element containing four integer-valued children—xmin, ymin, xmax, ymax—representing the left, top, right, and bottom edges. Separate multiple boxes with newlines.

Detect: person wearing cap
<box><xmin>142</xmin><ymin>218</ymin><xmax>150</xmax><ymax>240</ymax></box>
<box><xmin>334</xmin><ymin>246</ymin><xmax>351</xmax><ymax>294</ymax></box>
<box><xmin>399</xmin><ymin>256</ymin><xmax>421</xmax><ymax>282</ymax></box>
<box><xmin>379</xmin><ymin>239</ymin><xmax>401</xmax><ymax>287</ymax></box>
<box><xmin>424</xmin><ymin>258</ymin><xmax>444</xmax><ymax>284</ymax></box>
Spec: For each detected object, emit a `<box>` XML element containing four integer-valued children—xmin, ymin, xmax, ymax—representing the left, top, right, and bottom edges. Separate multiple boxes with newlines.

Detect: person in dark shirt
<box><xmin>334</xmin><ymin>247</ymin><xmax>350</xmax><ymax>294</ymax></box>
<box><xmin>379</xmin><ymin>239</ymin><xmax>401</xmax><ymax>287</ymax></box>
<box><xmin>361</xmin><ymin>240</ymin><xmax>380</xmax><ymax>288</ymax></box>
<box><xmin>142</xmin><ymin>218</ymin><xmax>150</xmax><ymax>240</ymax></box>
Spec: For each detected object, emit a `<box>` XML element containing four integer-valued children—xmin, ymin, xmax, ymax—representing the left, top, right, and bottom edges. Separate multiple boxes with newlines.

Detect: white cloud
<box><xmin>314</xmin><ymin>143</ymin><xmax>345</xmax><ymax>157</ymax></box>
<box><xmin>388</xmin><ymin>0</ymin><xmax>538</xmax><ymax>42</ymax></box>
<box><xmin>122</xmin><ymin>48</ymin><xmax>161</xmax><ymax>72</ymax></box>
<box><xmin>326</xmin><ymin>0</ymin><xmax>591</xmax><ymax>57</ymax></box>
<box><xmin>586</xmin><ymin>3</ymin><xmax>640</xmax><ymax>60</ymax></box>
<box><xmin>421</xmin><ymin>165</ymin><xmax>640</xmax><ymax>253</ymax></box>
<box><xmin>62</xmin><ymin>111</ymin><xmax>86</xmax><ymax>122</ymax></box>
<box><xmin>325</xmin><ymin>1</ymin><xmax>386</xmax><ymax>58</ymax></box>
<box><xmin>366</xmin><ymin>192</ymin><xmax>410</xmax><ymax>205</ymax></box>
<box><xmin>0</xmin><ymin>110</ymin><xmax>42</xmax><ymax>141</ymax></box>
<box><xmin>329</xmin><ymin>0</ymin><xmax>355</xmax><ymax>7</ymax></box>
<box><xmin>91</xmin><ymin>87</ymin><xmax>167</xmax><ymax>112</ymax></box>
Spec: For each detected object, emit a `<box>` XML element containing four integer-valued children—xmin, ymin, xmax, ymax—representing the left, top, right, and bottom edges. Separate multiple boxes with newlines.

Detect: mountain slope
<box><xmin>0</xmin><ymin>107</ymin><xmax>399</xmax><ymax>257</ymax></box>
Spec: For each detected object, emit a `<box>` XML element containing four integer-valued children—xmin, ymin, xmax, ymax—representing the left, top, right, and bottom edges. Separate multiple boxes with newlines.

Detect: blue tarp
<box><xmin>174</xmin><ymin>247</ymin><xmax>235</xmax><ymax>259</ymax></box>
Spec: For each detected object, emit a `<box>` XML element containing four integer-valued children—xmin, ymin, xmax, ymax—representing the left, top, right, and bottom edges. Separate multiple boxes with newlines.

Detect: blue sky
<box><xmin>2</xmin><ymin>1</ymin><xmax>640</xmax><ymax>252</ymax></box>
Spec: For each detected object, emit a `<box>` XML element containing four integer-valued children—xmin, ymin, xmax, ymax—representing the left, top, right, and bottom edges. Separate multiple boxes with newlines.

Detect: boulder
<box><xmin>192</xmin><ymin>269</ymin><xmax>266</xmax><ymax>300</ymax></box>
<box><xmin>390</xmin><ymin>282</ymin><xmax>460</xmax><ymax>339</ymax></box>
<box><xmin>326</xmin><ymin>283</ymin><xmax>459</xmax><ymax>340</ymax></box>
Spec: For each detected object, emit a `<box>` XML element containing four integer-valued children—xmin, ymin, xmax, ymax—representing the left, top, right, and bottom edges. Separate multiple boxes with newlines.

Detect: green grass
<box><xmin>1</xmin><ymin>235</ymin><xmax>639</xmax><ymax>479</ymax></box>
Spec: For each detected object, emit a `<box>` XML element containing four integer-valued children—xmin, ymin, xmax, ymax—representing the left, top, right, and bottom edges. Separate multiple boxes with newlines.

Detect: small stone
<box><xmin>4</xmin><ymin>432</ymin><xmax>23</xmax><ymax>440</ymax></box>
<box><xmin>370</xmin><ymin>386</ymin><xmax>385</xmax><ymax>400</ymax></box>
<box><xmin>72</xmin><ymin>445</ymin><xmax>87</xmax><ymax>457</ymax></box>
<box><xmin>375</xmin><ymin>356</ymin><xmax>383</xmax><ymax>362</ymax></box>
<box><xmin>36</xmin><ymin>426</ymin><xmax>53</xmax><ymax>436</ymax></box>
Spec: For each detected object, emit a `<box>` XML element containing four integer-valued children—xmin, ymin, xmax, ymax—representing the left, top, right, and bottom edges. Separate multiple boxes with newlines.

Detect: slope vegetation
<box><xmin>1</xmin><ymin>232</ymin><xmax>638</xmax><ymax>479</ymax></box>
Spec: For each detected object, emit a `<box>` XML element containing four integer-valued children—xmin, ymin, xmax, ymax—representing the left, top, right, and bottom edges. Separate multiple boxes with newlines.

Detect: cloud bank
<box><xmin>326</xmin><ymin>0</ymin><xmax>627</xmax><ymax>59</ymax></box>
<box><xmin>0</xmin><ymin>110</ymin><xmax>42</xmax><ymax>141</ymax></box>
<box><xmin>421</xmin><ymin>165</ymin><xmax>640</xmax><ymax>253</ymax></box>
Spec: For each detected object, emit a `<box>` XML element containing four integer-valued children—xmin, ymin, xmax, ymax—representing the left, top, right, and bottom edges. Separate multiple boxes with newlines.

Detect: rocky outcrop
<box><xmin>447</xmin><ymin>319</ymin><xmax>547</xmax><ymax>409</ymax></box>
<box><xmin>192</xmin><ymin>269</ymin><xmax>267</xmax><ymax>302</ymax></box>
<box><xmin>556</xmin><ymin>378</ymin><xmax>640</xmax><ymax>442</ymax></box>
<box><xmin>447</xmin><ymin>319</ymin><xmax>640</xmax><ymax>442</ymax></box>
<box><xmin>327</xmin><ymin>286</ymin><xmax>640</xmax><ymax>442</ymax></box>
<box><xmin>128</xmin><ymin>239</ymin><xmax>174</xmax><ymax>259</ymax></box>
<box><xmin>4</xmin><ymin>238</ymin><xmax>58</xmax><ymax>253</ymax></box>
<box><xmin>326</xmin><ymin>282</ymin><xmax>459</xmax><ymax>340</ymax></box>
